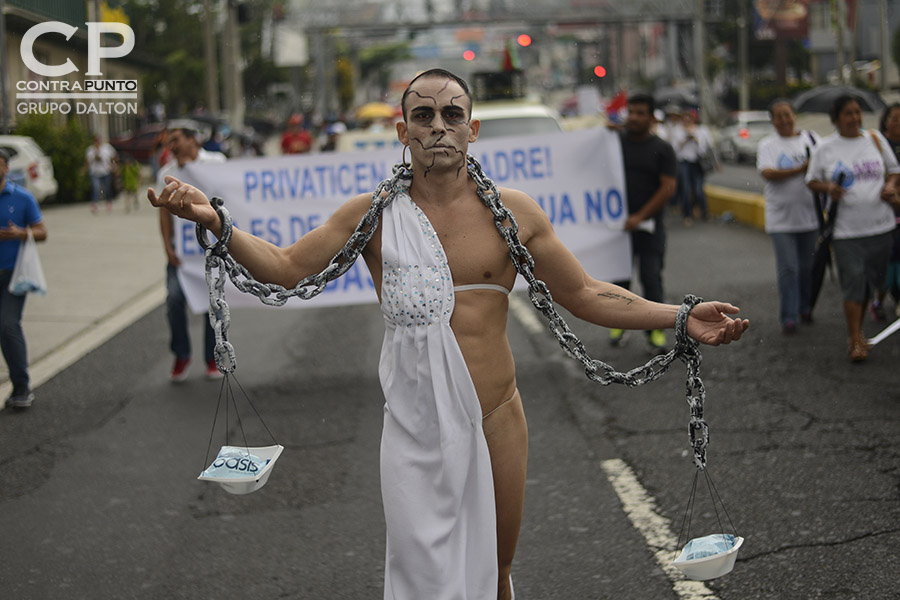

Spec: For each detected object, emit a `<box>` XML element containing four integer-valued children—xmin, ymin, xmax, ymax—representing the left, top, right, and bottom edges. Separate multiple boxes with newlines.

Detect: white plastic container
<box><xmin>198</xmin><ymin>444</ymin><xmax>284</xmax><ymax>495</ymax></box>
<box><xmin>672</xmin><ymin>535</ymin><xmax>744</xmax><ymax>581</ymax></box>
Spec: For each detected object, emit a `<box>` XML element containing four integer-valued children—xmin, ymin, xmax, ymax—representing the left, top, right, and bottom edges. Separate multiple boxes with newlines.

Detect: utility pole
<box><xmin>738</xmin><ymin>0</ymin><xmax>749</xmax><ymax>111</ymax></box>
<box><xmin>222</xmin><ymin>0</ymin><xmax>244</xmax><ymax>132</ymax></box>
<box><xmin>835</xmin><ymin>0</ymin><xmax>846</xmax><ymax>84</ymax></box>
<box><xmin>0</xmin><ymin>0</ymin><xmax>9</xmax><ymax>134</ymax></box>
<box><xmin>694</xmin><ymin>0</ymin><xmax>714</xmax><ymax>121</ymax></box>
<box><xmin>880</xmin><ymin>0</ymin><xmax>889</xmax><ymax>91</ymax></box>
<box><xmin>204</xmin><ymin>0</ymin><xmax>220</xmax><ymax>113</ymax></box>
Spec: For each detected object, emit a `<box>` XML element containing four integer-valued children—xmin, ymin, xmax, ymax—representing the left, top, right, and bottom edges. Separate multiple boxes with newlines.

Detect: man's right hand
<box><xmin>166</xmin><ymin>247</ymin><xmax>182</xmax><ymax>268</ymax></box>
<box><xmin>828</xmin><ymin>181</ymin><xmax>845</xmax><ymax>202</ymax></box>
<box><xmin>148</xmin><ymin>175</ymin><xmax>221</xmax><ymax>234</ymax></box>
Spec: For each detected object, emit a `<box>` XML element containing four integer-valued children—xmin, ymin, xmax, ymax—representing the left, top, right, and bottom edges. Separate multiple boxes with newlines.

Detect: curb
<box><xmin>0</xmin><ymin>283</ymin><xmax>166</xmax><ymax>411</ymax></box>
<box><xmin>705</xmin><ymin>184</ymin><xmax>765</xmax><ymax>230</ymax></box>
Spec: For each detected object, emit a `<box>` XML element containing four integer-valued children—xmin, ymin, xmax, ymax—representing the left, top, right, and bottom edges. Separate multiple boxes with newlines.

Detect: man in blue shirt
<box><xmin>0</xmin><ymin>148</ymin><xmax>48</xmax><ymax>409</ymax></box>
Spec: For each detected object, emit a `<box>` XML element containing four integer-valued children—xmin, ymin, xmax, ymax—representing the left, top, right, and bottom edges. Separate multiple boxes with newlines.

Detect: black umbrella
<box><xmin>793</xmin><ymin>85</ymin><xmax>886</xmax><ymax>114</ymax></box>
<box><xmin>809</xmin><ymin>173</ymin><xmax>845</xmax><ymax>313</ymax></box>
<box><xmin>654</xmin><ymin>87</ymin><xmax>699</xmax><ymax>110</ymax></box>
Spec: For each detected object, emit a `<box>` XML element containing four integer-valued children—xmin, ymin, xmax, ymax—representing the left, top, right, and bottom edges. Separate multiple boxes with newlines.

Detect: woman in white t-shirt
<box><xmin>757</xmin><ymin>100</ymin><xmax>821</xmax><ymax>334</ymax></box>
<box><xmin>806</xmin><ymin>96</ymin><xmax>900</xmax><ymax>361</ymax></box>
<box><xmin>672</xmin><ymin>109</ymin><xmax>716</xmax><ymax>225</ymax></box>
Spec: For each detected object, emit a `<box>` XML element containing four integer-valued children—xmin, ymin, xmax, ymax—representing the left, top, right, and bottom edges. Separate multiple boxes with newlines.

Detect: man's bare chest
<box><xmin>422</xmin><ymin>203</ymin><xmax>515</xmax><ymax>285</ymax></box>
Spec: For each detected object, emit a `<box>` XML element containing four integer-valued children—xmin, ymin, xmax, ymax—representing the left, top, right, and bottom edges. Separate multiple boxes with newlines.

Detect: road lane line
<box><xmin>510</xmin><ymin>288</ymin><xmax>725</xmax><ymax>598</ymax></box>
<box><xmin>601</xmin><ymin>458</ymin><xmax>722</xmax><ymax>600</ymax></box>
<box><xmin>509</xmin><ymin>293</ymin><xmax>544</xmax><ymax>335</ymax></box>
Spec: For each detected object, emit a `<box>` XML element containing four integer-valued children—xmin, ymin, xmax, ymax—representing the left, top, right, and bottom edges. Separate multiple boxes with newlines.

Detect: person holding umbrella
<box><xmin>757</xmin><ymin>99</ymin><xmax>821</xmax><ymax>334</ymax></box>
<box><xmin>806</xmin><ymin>95</ymin><xmax>900</xmax><ymax>361</ymax></box>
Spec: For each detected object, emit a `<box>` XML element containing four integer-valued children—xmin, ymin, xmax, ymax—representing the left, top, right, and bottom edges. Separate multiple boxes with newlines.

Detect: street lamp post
<box><xmin>738</xmin><ymin>0</ymin><xmax>749</xmax><ymax>112</ymax></box>
<box><xmin>0</xmin><ymin>0</ymin><xmax>8</xmax><ymax>134</ymax></box>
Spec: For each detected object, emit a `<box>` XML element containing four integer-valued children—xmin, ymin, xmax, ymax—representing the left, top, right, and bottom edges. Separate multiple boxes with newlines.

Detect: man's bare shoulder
<box><xmin>497</xmin><ymin>186</ymin><xmax>538</xmax><ymax>210</ymax></box>
<box><xmin>329</xmin><ymin>192</ymin><xmax>378</xmax><ymax>229</ymax></box>
<box><xmin>497</xmin><ymin>186</ymin><xmax>551</xmax><ymax>234</ymax></box>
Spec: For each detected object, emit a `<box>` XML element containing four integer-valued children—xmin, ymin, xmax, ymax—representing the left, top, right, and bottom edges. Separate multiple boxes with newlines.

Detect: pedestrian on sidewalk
<box><xmin>806</xmin><ymin>96</ymin><xmax>900</xmax><ymax>361</ymax></box>
<box><xmin>757</xmin><ymin>99</ymin><xmax>821</xmax><ymax>334</ymax></box>
<box><xmin>672</xmin><ymin>108</ymin><xmax>716</xmax><ymax>225</ymax></box>
<box><xmin>150</xmin><ymin>68</ymin><xmax>749</xmax><ymax>600</ymax></box>
<box><xmin>84</xmin><ymin>135</ymin><xmax>118</xmax><ymax>214</ymax></box>
<box><xmin>0</xmin><ymin>148</ymin><xmax>48</xmax><ymax>409</ymax></box>
<box><xmin>609</xmin><ymin>93</ymin><xmax>678</xmax><ymax>354</ymax></box>
<box><xmin>120</xmin><ymin>154</ymin><xmax>141</xmax><ymax>214</ymax></box>
<box><xmin>157</xmin><ymin>127</ymin><xmax>226</xmax><ymax>381</ymax></box>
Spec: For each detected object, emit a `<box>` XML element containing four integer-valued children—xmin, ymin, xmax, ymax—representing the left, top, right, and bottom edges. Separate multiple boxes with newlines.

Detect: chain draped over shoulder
<box><xmin>196</xmin><ymin>155</ymin><xmax>711</xmax><ymax>470</ymax></box>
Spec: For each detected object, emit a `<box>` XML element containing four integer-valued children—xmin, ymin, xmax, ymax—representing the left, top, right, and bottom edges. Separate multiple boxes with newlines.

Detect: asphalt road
<box><xmin>707</xmin><ymin>162</ymin><xmax>764</xmax><ymax>195</ymax></box>
<box><xmin>2</xmin><ymin>213</ymin><xmax>899</xmax><ymax>599</ymax></box>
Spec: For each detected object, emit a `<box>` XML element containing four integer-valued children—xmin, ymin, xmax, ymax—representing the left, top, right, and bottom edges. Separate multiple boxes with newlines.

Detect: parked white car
<box><xmin>335</xmin><ymin>101</ymin><xmax>564</xmax><ymax>152</ymax></box>
<box><xmin>471</xmin><ymin>101</ymin><xmax>564</xmax><ymax>139</ymax></box>
<box><xmin>0</xmin><ymin>135</ymin><xmax>59</xmax><ymax>203</ymax></box>
<box><xmin>716</xmin><ymin>111</ymin><xmax>773</xmax><ymax>163</ymax></box>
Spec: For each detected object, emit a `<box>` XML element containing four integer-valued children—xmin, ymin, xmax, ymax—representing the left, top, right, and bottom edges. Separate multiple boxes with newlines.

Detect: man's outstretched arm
<box><xmin>504</xmin><ymin>188</ymin><xmax>749</xmax><ymax>345</ymax></box>
<box><xmin>148</xmin><ymin>176</ymin><xmax>373</xmax><ymax>289</ymax></box>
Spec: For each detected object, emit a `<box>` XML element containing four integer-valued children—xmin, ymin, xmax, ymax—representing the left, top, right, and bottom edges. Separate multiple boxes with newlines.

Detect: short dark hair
<box><xmin>169</xmin><ymin>127</ymin><xmax>200</xmax><ymax>143</ymax></box>
<box><xmin>401</xmin><ymin>68</ymin><xmax>473</xmax><ymax>122</ymax></box>
<box><xmin>879</xmin><ymin>103</ymin><xmax>900</xmax><ymax>134</ymax></box>
<box><xmin>0</xmin><ymin>148</ymin><xmax>9</xmax><ymax>165</ymax></box>
<box><xmin>768</xmin><ymin>98</ymin><xmax>794</xmax><ymax>118</ymax></box>
<box><xmin>829</xmin><ymin>94</ymin><xmax>861</xmax><ymax>124</ymax></box>
<box><xmin>627</xmin><ymin>93</ymin><xmax>656</xmax><ymax>114</ymax></box>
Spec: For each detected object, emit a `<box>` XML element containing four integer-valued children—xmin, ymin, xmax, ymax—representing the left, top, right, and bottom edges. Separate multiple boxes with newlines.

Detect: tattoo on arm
<box><xmin>597</xmin><ymin>291</ymin><xmax>637</xmax><ymax>304</ymax></box>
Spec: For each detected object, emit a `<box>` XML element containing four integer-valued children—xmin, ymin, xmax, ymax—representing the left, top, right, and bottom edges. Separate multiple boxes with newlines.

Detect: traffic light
<box><xmin>594</xmin><ymin>65</ymin><xmax>607</xmax><ymax>78</ymax></box>
<box><xmin>463</xmin><ymin>50</ymin><xmax>476</xmax><ymax>61</ymax></box>
<box><xmin>517</xmin><ymin>34</ymin><xmax>532</xmax><ymax>47</ymax></box>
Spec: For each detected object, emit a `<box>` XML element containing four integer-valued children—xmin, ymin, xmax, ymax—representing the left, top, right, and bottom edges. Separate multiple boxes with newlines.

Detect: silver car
<box><xmin>716</xmin><ymin>111</ymin><xmax>773</xmax><ymax>163</ymax></box>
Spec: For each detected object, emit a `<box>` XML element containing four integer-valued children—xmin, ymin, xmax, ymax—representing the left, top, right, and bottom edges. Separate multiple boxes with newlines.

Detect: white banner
<box><xmin>173</xmin><ymin>127</ymin><xmax>631</xmax><ymax>313</ymax></box>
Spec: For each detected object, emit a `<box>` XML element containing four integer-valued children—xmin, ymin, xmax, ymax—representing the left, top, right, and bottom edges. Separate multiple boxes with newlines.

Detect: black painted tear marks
<box><xmin>406</xmin><ymin>85</ymin><xmax>469</xmax><ymax>178</ymax></box>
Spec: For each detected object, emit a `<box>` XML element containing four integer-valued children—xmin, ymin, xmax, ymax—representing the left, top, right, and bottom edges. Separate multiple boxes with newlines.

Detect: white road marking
<box><xmin>509</xmin><ymin>291</ymin><xmax>725</xmax><ymax>597</ymax></box>
<box><xmin>601</xmin><ymin>458</ymin><xmax>722</xmax><ymax>600</ymax></box>
<box><xmin>508</xmin><ymin>293</ymin><xmax>544</xmax><ymax>335</ymax></box>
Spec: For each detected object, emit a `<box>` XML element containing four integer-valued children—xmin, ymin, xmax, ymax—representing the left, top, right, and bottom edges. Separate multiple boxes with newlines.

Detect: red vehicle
<box><xmin>110</xmin><ymin>123</ymin><xmax>166</xmax><ymax>163</ymax></box>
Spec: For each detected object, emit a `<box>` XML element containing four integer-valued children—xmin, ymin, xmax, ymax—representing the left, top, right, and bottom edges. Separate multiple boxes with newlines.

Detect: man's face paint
<box><xmin>399</xmin><ymin>77</ymin><xmax>478</xmax><ymax>177</ymax></box>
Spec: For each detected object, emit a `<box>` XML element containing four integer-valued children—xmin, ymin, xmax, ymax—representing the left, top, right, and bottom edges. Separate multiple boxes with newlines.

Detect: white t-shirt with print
<box><xmin>85</xmin><ymin>143</ymin><xmax>117</xmax><ymax>177</ymax></box>
<box><xmin>156</xmin><ymin>148</ymin><xmax>227</xmax><ymax>190</ymax></box>
<box><xmin>806</xmin><ymin>131</ymin><xmax>900</xmax><ymax>239</ymax></box>
<box><xmin>757</xmin><ymin>131</ymin><xmax>821</xmax><ymax>233</ymax></box>
<box><xmin>672</xmin><ymin>124</ymin><xmax>714</xmax><ymax>162</ymax></box>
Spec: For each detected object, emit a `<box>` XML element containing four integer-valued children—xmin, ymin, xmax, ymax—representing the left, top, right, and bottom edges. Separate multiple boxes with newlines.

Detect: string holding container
<box><xmin>669</xmin><ymin>297</ymin><xmax>742</xmax><ymax>580</ymax></box>
<box><xmin>194</xmin><ymin>201</ymin><xmax>283</xmax><ymax>495</ymax></box>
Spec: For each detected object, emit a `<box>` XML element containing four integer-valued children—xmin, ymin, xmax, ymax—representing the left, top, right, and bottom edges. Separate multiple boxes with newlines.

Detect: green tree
<box><xmin>240</xmin><ymin>1</ymin><xmax>289</xmax><ymax>113</ymax></box>
<box><xmin>359</xmin><ymin>42</ymin><xmax>412</xmax><ymax>98</ymax></box>
<box><xmin>15</xmin><ymin>114</ymin><xmax>91</xmax><ymax>204</ymax></box>
<box><xmin>892</xmin><ymin>24</ymin><xmax>900</xmax><ymax>84</ymax></box>
<box><xmin>123</xmin><ymin>0</ymin><xmax>289</xmax><ymax>118</ymax></box>
<box><xmin>122</xmin><ymin>0</ymin><xmax>212</xmax><ymax>114</ymax></box>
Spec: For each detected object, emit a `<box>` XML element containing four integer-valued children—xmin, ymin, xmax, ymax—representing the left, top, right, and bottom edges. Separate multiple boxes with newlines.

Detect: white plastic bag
<box><xmin>9</xmin><ymin>230</ymin><xmax>47</xmax><ymax>296</ymax></box>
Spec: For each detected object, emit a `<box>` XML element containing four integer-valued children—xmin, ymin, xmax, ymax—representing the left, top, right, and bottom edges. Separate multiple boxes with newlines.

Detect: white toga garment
<box><xmin>378</xmin><ymin>192</ymin><xmax>499</xmax><ymax>599</ymax></box>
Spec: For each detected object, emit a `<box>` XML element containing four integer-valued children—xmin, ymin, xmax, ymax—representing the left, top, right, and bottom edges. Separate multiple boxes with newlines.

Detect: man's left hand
<box><xmin>623</xmin><ymin>214</ymin><xmax>642</xmax><ymax>231</ymax></box>
<box><xmin>0</xmin><ymin>221</ymin><xmax>27</xmax><ymax>241</ymax></box>
<box><xmin>686</xmin><ymin>301</ymin><xmax>750</xmax><ymax>346</ymax></box>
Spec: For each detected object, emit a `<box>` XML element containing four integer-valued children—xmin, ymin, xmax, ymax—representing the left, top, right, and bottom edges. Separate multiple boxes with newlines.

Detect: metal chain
<box><xmin>196</xmin><ymin>155</ymin><xmax>710</xmax><ymax>469</ymax></box>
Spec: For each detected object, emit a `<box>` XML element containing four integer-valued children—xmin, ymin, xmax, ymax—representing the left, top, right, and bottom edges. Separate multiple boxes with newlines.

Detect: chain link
<box><xmin>196</xmin><ymin>155</ymin><xmax>710</xmax><ymax>469</ymax></box>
